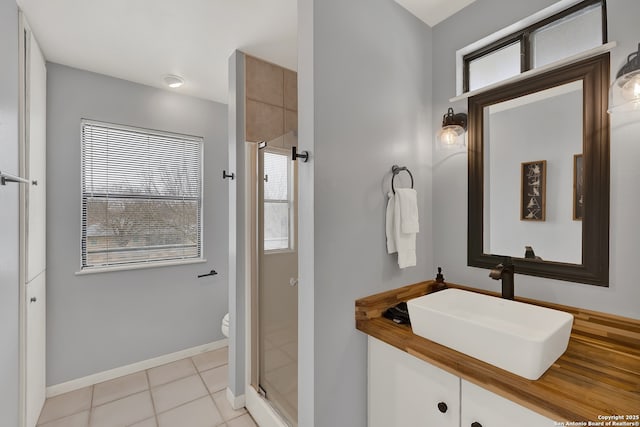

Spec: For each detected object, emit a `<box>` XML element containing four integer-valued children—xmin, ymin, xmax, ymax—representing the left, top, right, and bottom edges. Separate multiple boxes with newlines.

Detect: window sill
<box><xmin>75</xmin><ymin>258</ymin><xmax>207</xmax><ymax>275</ymax></box>
<box><xmin>264</xmin><ymin>249</ymin><xmax>296</xmax><ymax>255</ymax></box>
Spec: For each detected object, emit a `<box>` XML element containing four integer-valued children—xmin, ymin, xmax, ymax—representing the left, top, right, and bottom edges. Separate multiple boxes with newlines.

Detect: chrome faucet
<box><xmin>489</xmin><ymin>257</ymin><xmax>515</xmax><ymax>300</ymax></box>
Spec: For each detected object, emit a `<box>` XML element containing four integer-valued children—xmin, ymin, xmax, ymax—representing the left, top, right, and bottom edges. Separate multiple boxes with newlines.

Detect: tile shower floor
<box><xmin>36</xmin><ymin>347</ymin><xmax>258</xmax><ymax>427</ymax></box>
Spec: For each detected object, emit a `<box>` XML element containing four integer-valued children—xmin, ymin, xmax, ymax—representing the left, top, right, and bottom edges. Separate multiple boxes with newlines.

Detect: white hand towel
<box><xmin>396</xmin><ymin>188</ymin><xmax>419</xmax><ymax>234</ymax></box>
<box><xmin>386</xmin><ymin>192</ymin><xmax>397</xmax><ymax>254</ymax></box>
<box><xmin>393</xmin><ymin>191</ymin><xmax>416</xmax><ymax>268</ymax></box>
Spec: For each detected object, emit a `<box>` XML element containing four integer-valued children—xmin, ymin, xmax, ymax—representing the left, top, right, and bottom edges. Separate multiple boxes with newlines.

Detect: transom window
<box><xmin>81</xmin><ymin>120</ymin><xmax>203</xmax><ymax>270</ymax></box>
<box><xmin>464</xmin><ymin>0</ymin><xmax>607</xmax><ymax>93</ymax></box>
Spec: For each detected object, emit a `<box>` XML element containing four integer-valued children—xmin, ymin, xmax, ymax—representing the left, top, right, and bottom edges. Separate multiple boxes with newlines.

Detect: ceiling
<box><xmin>395</xmin><ymin>0</ymin><xmax>476</xmax><ymax>27</ymax></box>
<box><xmin>17</xmin><ymin>0</ymin><xmax>472</xmax><ymax>104</ymax></box>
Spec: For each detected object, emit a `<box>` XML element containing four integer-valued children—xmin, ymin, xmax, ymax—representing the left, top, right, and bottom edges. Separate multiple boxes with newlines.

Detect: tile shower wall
<box><xmin>245</xmin><ymin>55</ymin><xmax>298</xmax><ymax>148</ymax></box>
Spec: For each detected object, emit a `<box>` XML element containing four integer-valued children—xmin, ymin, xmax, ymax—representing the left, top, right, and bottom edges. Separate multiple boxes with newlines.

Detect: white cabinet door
<box><xmin>21</xmin><ymin>21</ymin><xmax>47</xmax><ymax>427</ymax></box>
<box><xmin>25</xmin><ymin>26</ymin><xmax>46</xmax><ymax>283</ymax></box>
<box><xmin>461</xmin><ymin>380</ymin><xmax>556</xmax><ymax>427</ymax></box>
<box><xmin>25</xmin><ymin>272</ymin><xmax>46</xmax><ymax>427</ymax></box>
<box><xmin>368</xmin><ymin>337</ymin><xmax>460</xmax><ymax>427</ymax></box>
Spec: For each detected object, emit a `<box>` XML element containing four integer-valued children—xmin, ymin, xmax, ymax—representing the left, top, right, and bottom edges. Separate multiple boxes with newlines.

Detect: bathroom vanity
<box><xmin>369</xmin><ymin>336</ymin><xmax>554</xmax><ymax>426</ymax></box>
<box><xmin>356</xmin><ymin>280</ymin><xmax>640</xmax><ymax>425</ymax></box>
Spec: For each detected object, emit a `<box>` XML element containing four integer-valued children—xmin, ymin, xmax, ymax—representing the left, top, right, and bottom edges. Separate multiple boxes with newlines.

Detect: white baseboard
<box><xmin>226</xmin><ymin>387</ymin><xmax>246</xmax><ymax>410</ymax></box>
<box><xmin>46</xmin><ymin>339</ymin><xmax>228</xmax><ymax>398</ymax></box>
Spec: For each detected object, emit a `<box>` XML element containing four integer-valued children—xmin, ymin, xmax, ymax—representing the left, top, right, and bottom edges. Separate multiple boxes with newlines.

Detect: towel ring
<box><xmin>391</xmin><ymin>165</ymin><xmax>414</xmax><ymax>194</ymax></box>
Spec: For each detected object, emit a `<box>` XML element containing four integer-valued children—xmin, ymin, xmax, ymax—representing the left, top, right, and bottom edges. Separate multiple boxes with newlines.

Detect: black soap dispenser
<box><xmin>432</xmin><ymin>266</ymin><xmax>448</xmax><ymax>292</ymax></box>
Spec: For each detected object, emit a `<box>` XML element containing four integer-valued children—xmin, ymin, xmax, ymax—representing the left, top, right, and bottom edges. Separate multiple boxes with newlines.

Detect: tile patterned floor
<box><xmin>37</xmin><ymin>347</ymin><xmax>258</xmax><ymax>427</ymax></box>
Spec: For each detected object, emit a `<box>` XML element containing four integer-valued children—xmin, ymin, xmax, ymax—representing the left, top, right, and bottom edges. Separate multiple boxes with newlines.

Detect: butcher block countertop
<box><xmin>355</xmin><ymin>280</ymin><xmax>640</xmax><ymax>423</ymax></box>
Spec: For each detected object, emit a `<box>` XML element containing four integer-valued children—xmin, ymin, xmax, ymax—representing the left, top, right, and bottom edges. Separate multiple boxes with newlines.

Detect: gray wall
<box><xmin>432</xmin><ymin>0</ymin><xmax>640</xmax><ymax>319</ymax></box>
<box><xmin>227</xmin><ymin>51</ymin><xmax>246</xmax><ymax>398</ymax></box>
<box><xmin>298</xmin><ymin>0</ymin><xmax>434</xmax><ymax>424</ymax></box>
<box><xmin>47</xmin><ymin>64</ymin><xmax>229</xmax><ymax>385</ymax></box>
<box><xmin>0</xmin><ymin>0</ymin><xmax>20</xmax><ymax>424</ymax></box>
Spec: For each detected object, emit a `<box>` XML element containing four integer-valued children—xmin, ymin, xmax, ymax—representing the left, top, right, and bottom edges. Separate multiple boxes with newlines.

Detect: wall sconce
<box><xmin>437</xmin><ymin>107</ymin><xmax>467</xmax><ymax>147</ymax></box>
<box><xmin>608</xmin><ymin>43</ymin><xmax>640</xmax><ymax>114</ymax></box>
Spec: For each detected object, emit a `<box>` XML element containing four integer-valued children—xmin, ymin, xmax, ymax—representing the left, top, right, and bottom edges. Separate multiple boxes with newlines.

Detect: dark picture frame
<box><xmin>521</xmin><ymin>160</ymin><xmax>546</xmax><ymax>221</ymax></box>
<box><xmin>573</xmin><ymin>154</ymin><xmax>584</xmax><ymax>220</ymax></box>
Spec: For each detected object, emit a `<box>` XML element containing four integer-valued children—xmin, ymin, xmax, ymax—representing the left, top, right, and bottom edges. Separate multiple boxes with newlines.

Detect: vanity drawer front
<box><xmin>368</xmin><ymin>337</ymin><xmax>460</xmax><ymax>427</ymax></box>
<box><xmin>461</xmin><ymin>380</ymin><xmax>555</xmax><ymax>427</ymax></box>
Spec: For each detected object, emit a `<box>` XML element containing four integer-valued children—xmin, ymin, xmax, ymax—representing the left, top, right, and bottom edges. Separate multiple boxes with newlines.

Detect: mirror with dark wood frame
<box><xmin>467</xmin><ymin>53</ymin><xmax>610</xmax><ymax>286</ymax></box>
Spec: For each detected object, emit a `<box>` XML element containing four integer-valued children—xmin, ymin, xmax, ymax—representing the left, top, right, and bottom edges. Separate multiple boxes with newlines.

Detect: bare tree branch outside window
<box><xmin>81</xmin><ymin>120</ymin><xmax>202</xmax><ymax>269</ymax></box>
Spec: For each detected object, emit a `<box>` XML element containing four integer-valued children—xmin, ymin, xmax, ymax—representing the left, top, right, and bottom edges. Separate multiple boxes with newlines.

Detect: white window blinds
<box><xmin>81</xmin><ymin>120</ymin><xmax>203</xmax><ymax>270</ymax></box>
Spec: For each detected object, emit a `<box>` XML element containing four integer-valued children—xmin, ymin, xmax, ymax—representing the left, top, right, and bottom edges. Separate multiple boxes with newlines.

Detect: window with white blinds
<box><xmin>81</xmin><ymin>120</ymin><xmax>203</xmax><ymax>270</ymax></box>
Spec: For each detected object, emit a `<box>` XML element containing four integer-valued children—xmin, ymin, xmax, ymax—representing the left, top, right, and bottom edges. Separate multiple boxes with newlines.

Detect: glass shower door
<box><xmin>258</xmin><ymin>139</ymin><xmax>298</xmax><ymax>426</ymax></box>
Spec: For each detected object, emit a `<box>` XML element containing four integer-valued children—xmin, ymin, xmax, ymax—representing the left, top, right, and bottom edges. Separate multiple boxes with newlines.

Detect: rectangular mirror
<box><xmin>468</xmin><ymin>54</ymin><xmax>610</xmax><ymax>286</ymax></box>
<box><xmin>483</xmin><ymin>80</ymin><xmax>583</xmax><ymax>264</ymax></box>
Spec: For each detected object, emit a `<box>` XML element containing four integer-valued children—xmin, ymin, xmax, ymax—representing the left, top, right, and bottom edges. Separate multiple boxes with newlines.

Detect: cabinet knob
<box><xmin>30</xmin><ymin>297</ymin><xmax>37</xmax><ymax>303</ymax></box>
<box><xmin>471</xmin><ymin>422</ymin><xmax>483</xmax><ymax>427</ymax></box>
<box><xmin>437</xmin><ymin>402</ymin><xmax>448</xmax><ymax>413</ymax></box>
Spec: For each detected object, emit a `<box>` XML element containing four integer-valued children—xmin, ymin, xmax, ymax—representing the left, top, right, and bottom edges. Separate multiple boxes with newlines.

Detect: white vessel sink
<box><xmin>406</xmin><ymin>289</ymin><xmax>573</xmax><ymax>380</ymax></box>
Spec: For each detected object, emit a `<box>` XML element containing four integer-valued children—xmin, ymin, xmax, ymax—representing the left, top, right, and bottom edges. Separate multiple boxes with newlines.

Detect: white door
<box><xmin>20</xmin><ymin>18</ymin><xmax>47</xmax><ymax>427</ymax></box>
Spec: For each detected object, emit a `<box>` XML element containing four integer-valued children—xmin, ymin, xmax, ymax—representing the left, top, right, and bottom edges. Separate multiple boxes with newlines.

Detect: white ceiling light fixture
<box><xmin>163</xmin><ymin>74</ymin><xmax>184</xmax><ymax>89</ymax></box>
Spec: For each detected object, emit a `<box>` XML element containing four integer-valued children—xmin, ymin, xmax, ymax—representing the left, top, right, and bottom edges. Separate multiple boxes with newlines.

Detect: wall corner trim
<box><xmin>226</xmin><ymin>386</ymin><xmax>246</xmax><ymax>410</ymax></box>
<box><xmin>46</xmin><ymin>339</ymin><xmax>228</xmax><ymax>398</ymax></box>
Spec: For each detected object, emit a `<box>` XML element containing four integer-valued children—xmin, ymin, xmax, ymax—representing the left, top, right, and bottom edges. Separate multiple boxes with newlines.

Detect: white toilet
<box><xmin>221</xmin><ymin>313</ymin><xmax>230</xmax><ymax>338</ymax></box>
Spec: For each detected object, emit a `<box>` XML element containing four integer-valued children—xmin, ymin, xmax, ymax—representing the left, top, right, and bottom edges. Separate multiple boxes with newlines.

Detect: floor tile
<box><xmin>212</xmin><ymin>391</ymin><xmax>247</xmax><ymax>421</ymax></box>
<box><xmin>200</xmin><ymin>365</ymin><xmax>228</xmax><ymax>394</ymax></box>
<box><xmin>151</xmin><ymin>375</ymin><xmax>208</xmax><ymax>413</ymax></box>
<box><xmin>192</xmin><ymin>348</ymin><xmax>228</xmax><ymax>372</ymax></box>
<box><xmin>38</xmin><ymin>387</ymin><xmax>93</xmax><ymax>424</ymax></box>
<box><xmin>38</xmin><ymin>410</ymin><xmax>89</xmax><ymax>427</ymax></box>
<box><xmin>147</xmin><ymin>359</ymin><xmax>197</xmax><ymax>388</ymax></box>
<box><xmin>226</xmin><ymin>414</ymin><xmax>257</xmax><ymax>427</ymax></box>
<box><xmin>128</xmin><ymin>418</ymin><xmax>157</xmax><ymax>427</ymax></box>
<box><xmin>93</xmin><ymin>371</ymin><xmax>148</xmax><ymax>407</ymax></box>
<box><xmin>90</xmin><ymin>390</ymin><xmax>154</xmax><ymax>427</ymax></box>
<box><xmin>157</xmin><ymin>396</ymin><xmax>223</xmax><ymax>427</ymax></box>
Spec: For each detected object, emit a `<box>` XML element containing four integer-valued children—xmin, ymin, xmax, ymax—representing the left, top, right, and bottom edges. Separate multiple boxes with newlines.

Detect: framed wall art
<box><xmin>521</xmin><ymin>160</ymin><xmax>546</xmax><ymax>221</ymax></box>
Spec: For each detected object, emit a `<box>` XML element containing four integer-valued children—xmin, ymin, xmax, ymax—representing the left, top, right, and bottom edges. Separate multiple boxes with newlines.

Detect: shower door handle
<box><xmin>289</xmin><ymin>278</ymin><xmax>298</xmax><ymax>287</ymax></box>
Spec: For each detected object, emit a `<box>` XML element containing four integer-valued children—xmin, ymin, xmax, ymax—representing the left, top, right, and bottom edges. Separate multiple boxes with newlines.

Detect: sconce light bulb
<box><xmin>632</xmin><ymin>81</ymin><xmax>640</xmax><ymax>98</ymax></box>
<box><xmin>438</xmin><ymin>124</ymin><xmax>465</xmax><ymax>147</ymax></box>
<box><xmin>621</xmin><ymin>75</ymin><xmax>640</xmax><ymax>101</ymax></box>
<box><xmin>440</xmin><ymin>128</ymin><xmax>459</xmax><ymax>145</ymax></box>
